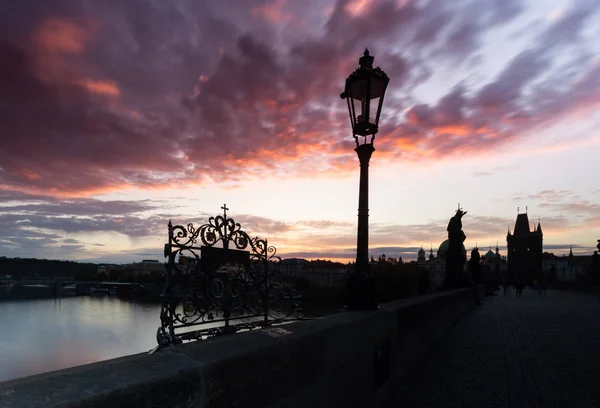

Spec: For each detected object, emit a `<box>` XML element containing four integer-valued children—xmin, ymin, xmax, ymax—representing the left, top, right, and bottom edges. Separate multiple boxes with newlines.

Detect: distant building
<box><xmin>280</xmin><ymin>258</ymin><xmax>348</xmax><ymax>290</ymax></box>
<box><xmin>481</xmin><ymin>244</ymin><xmax>507</xmax><ymax>288</ymax></box>
<box><xmin>371</xmin><ymin>253</ymin><xmax>403</xmax><ymax>265</ymax></box>
<box><xmin>97</xmin><ymin>263</ymin><xmax>118</xmax><ymax>274</ymax></box>
<box><xmin>417</xmin><ymin>240</ymin><xmax>506</xmax><ymax>292</ymax></box>
<box><xmin>280</xmin><ymin>258</ymin><xmax>310</xmax><ymax>276</ymax></box>
<box><xmin>418</xmin><ymin>241</ymin><xmax>466</xmax><ymax>291</ymax></box>
<box><xmin>507</xmin><ymin>211</ymin><xmax>543</xmax><ymax>283</ymax></box>
<box><xmin>542</xmin><ymin>248</ymin><xmax>591</xmax><ymax>283</ymax></box>
<box><xmin>114</xmin><ymin>260</ymin><xmax>166</xmax><ymax>281</ymax></box>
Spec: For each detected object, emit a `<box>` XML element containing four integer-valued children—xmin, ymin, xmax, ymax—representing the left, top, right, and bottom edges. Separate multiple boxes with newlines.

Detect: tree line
<box><xmin>0</xmin><ymin>257</ymin><xmax>101</xmax><ymax>280</ymax></box>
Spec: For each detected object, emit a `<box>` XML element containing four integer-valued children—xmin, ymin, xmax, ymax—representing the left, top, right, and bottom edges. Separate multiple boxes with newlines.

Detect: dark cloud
<box><xmin>382</xmin><ymin>1</ymin><xmax>600</xmax><ymax>161</ymax></box>
<box><xmin>279</xmin><ymin>247</ymin><xmax>422</xmax><ymax>261</ymax></box>
<box><xmin>0</xmin><ymin>39</ymin><xmax>185</xmax><ymax>194</ymax></box>
<box><xmin>0</xmin><ymin>212</ymin><xmax>161</xmax><ymax>237</ymax></box>
<box><xmin>544</xmin><ymin>244</ymin><xmax>585</xmax><ymax>250</ymax></box>
<box><xmin>0</xmin><ymin>194</ymin><xmax>172</xmax><ymax>259</ymax></box>
<box><xmin>0</xmin><ymin>0</ymin><xmax>533</xmax><ymax>195</ymax></box>
<box><xmin>541</xmin><ymin>244</ymin><xmax>598</xmax><ymax>257</ymax></box>
<box><xmin>5</xmin><ymin>199</ymin><xmax>156</xmax><ymax>216</ymax></box>
<box><xmin>0</xmin><ymin>190</ymin><xmax>54</xmax><ymax>202</ymax></box>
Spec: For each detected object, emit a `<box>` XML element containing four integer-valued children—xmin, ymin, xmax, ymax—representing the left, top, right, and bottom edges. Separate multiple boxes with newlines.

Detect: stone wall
<box><xmin>0</xmin><ymin>287</ymin><xmax>480</xmax><ymax>408</ymax></box>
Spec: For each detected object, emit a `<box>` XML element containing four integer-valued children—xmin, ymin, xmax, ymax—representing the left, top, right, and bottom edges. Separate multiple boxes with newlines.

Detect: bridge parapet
<box><xmin>0</xmin><ymin>287</ymin><xmax>481</xmax><ymax>408</ymax></box>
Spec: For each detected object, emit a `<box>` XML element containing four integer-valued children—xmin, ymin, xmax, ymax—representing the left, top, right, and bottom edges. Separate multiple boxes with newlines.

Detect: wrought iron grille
<box><xmin>156</xmin><ymin>205</ymin><xmax>303</xmax><ymax>346</ymax></box>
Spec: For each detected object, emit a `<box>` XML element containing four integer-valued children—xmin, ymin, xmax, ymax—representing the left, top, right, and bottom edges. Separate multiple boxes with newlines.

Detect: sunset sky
<box><xmin>1</xmin><ymin>0</ymin><xmax>599</xmax><ymax>264</ymax></box>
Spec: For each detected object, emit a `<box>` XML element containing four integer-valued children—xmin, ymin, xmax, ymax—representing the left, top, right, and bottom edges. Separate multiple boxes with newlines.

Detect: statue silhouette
<box><xmin>592</xmin><ymin>240</ymin><xmax>600</xmax><ymax>286</ymax></box>
<box><xmin>444</xmin><ymin>207</ymin><xmax>467</xmax><ymax>290</ymax></box>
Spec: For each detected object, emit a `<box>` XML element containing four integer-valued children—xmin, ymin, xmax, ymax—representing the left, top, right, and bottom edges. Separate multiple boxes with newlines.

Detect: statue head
<box><xmin>455</xmin><ymin>209</ymin><xmax>467</xmax><ymax>219</ymax></box>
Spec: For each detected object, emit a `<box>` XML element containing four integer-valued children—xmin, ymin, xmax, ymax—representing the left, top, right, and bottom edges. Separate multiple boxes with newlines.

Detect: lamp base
<box><xmin>346</xmin><ymin>267</ymin><xmax>378</xmax><ymax>310</ymax></box>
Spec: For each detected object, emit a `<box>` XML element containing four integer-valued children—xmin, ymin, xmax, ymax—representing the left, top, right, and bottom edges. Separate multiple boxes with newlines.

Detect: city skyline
<box><xmin>1</xmin><ymin>0</ymin><xmax>600</xmax><ymax>263</ymax></box>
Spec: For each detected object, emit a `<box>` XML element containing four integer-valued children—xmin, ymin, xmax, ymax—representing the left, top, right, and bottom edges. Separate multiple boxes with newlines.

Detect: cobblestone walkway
<box><xmin>397</xmin><ymin>289</ymin><xmax>600</xmax><ymax>408</ymax></box>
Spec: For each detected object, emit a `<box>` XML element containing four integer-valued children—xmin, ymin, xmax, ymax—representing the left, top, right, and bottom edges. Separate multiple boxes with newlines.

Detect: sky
<box><xmin>1</xmin><ymin>0</ymin><xmax>600</xmax><ymax>264</ymax></box>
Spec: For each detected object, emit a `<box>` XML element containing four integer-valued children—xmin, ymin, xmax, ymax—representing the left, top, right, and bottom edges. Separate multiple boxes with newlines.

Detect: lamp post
<box><xmin>340</xmin><ymin>49</ymin><xmax>389</xmax><ymax>310</ymax></box>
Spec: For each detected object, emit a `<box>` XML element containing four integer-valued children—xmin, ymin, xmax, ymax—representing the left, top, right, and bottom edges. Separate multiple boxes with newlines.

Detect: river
<box><xmin>0</xmin><ymin>291</ymin><xmax>342</xmax><ymax>383</ymax></box>
<box><xmin>0</xmin><ymin>296</ymin><xmax>164</xmax><ymax>383</ymax></box>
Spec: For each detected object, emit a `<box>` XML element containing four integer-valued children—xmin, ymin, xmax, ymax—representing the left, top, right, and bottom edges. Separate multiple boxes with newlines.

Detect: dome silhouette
<box><xmin>484</xmin><ymin>249</ymin><xmax>496</xmax><ymax>259</ymax></box>
<box><xmin>438</xmin><ymin>239</ymin><xmax>466</xmax><ymax>253</ymax></box>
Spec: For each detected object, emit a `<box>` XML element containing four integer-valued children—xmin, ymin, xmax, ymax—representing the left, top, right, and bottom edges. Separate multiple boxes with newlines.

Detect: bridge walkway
<box><xmin>397</xmin><ymin>289</ymin><xmax>600</xmax><ymax>408</ymax></box>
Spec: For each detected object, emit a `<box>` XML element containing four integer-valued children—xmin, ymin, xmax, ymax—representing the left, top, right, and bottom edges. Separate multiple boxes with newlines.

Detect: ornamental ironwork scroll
<box><xmin>156</xmin><ymin>205</ymin><xmax>303</xmax><ymax>346</ymax></box>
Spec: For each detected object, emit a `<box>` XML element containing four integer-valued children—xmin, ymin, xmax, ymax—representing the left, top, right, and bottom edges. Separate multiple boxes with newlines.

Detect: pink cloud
<box><xmin>252</xmin><ymin>0</ymin><xmax>293</xmax><ymax>23</ymax></box>
<box><xmin>32</xmin><ymin>18</ymin><xmax>93</xmax><ymax>54</ymax></box>
<box><xmin>77</xmin><ymin>79</ymin><xmax>120</xmax><ymax>96</ymax></box>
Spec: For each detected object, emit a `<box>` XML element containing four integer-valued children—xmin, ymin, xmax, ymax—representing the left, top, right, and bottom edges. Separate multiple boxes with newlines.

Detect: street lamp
<box><xmin>340</xmin><ymin>49</ymin><xmax>389</xmax><ymax>310</ymax></box>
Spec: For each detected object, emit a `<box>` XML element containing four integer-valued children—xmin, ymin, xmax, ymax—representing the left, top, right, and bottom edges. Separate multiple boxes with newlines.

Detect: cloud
<box><xmin>295</xmin><ymin>220</ymin><xmax>354</xmax><ymax>229</ymax></box>
<box><xmin>0</xmin><ymin>0</ymin><xmax>537</xmax><ymax>196</ymax></box>
<box><xmin>1</xmin><ymin>189</ymin><xmax>597</xmax><ymax>262</ymax></box>
<box><xmin>0</xmin><ymin>193</ymin><xmax>171</xmax><ymax>260</ymax></box>
<box><xmin>0</xmin><ymin>39</ymin><xmax>187</xmax><ymax>197</ymax></box>
<box><xmin>252</xmin><ymin>0</ymin><xmax>293</xmax><ymax>24</ymax></box>
<box><xmin>62</xmin><ymin>238</ymin><xmax>80</xmax><ymax>244</ymax></box>
<box><xmin>509</xmin><ymin>190</ymin><xmax>600</xmax><ymax>223</ymax></box>
<box><xmin>232</xmin><ymin>214</ymin><xmax>296</xmax><ymax>235</ymax></box>
<box><xmin>32</xmin><ymin>18</ymin><xmax>93</xmax><ymax>54</ymax></box>
<box><xmin>380</xmin><ymin>1</ymin><xmax>600</xmax><ymax>162</ymax></box>
<box><xmin>3</xmin><ymin>198</ymin><xmax>157</xmax><ymax>217</ymax></box>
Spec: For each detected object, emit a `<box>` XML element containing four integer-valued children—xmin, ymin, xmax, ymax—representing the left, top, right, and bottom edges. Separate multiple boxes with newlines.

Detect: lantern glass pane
<box><xmin>371</xmin><ymin>96</ymin><xmax>380</xmax><ymax>124</ymax></box>
<box><xmin>350</xmin><ymin>77</ymin><xmax>368</xmax><ymax>100</ymax></box>
<box><xmin>369</xmin><ymin>76</ymin><xmax>387</xmax><ymax>99</ymax></box>
<box><xmin>353</xmin><ymin>98</ymin><xmax>367</xmax><ymax>124</ymax></box>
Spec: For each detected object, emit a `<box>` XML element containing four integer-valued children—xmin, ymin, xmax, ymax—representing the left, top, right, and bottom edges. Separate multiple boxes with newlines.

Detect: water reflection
<box><xmin>0</xmin><ymin>296</ymin><xmax>162</xmax><ymax>382</ymax></box>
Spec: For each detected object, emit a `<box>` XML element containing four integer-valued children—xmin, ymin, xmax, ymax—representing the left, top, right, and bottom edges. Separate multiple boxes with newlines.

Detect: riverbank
<box><xmin>0</xmin><ymin>284</ymin><xmax>57</xmax><ymax>300</ymax></box>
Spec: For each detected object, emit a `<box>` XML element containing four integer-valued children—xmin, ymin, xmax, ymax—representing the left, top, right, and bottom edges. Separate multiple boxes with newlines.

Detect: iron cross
<box><xmin>221</xmin><ymin>204</ymin><xmax>229</xmax><ymax>218</ymax></box>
